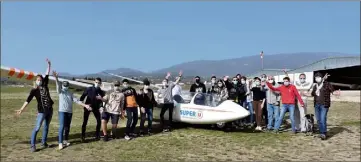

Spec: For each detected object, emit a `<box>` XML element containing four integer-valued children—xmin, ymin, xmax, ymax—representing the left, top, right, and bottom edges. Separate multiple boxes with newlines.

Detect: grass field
<box><xmin>1</xmin><ymin>86</ymin><xmax>360</xmax><ymax>161</ymax></box>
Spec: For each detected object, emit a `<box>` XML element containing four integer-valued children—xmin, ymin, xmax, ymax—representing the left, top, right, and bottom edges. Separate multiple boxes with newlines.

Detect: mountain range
<box><xmin>60</xmin><ymin>52</ymin><xmax>358</xmax><ymax>80</ymax></box>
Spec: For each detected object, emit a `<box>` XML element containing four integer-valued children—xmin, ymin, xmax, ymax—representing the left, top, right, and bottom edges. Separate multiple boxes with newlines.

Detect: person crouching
<box><xmin>96</xmin><ymin>81</ymin><xmax>125</xmax><ymax>141</ymax></box>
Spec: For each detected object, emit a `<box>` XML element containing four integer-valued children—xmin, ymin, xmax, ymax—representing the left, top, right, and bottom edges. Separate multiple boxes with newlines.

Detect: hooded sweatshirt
<box><xmin>103</xmin><ymin>90</ymin><xmax>125</xmax><ymax>114</ymax></box>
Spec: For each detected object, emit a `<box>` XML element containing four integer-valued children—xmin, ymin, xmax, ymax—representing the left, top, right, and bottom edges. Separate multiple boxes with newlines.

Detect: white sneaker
<box><xmin>63</xmin><ymin>141</ymin><xmax>71</xmax><ymax>147</ymax></box>
<box><xmin>124</xmin><ymin>135</ymin><xmax>131</xmax><ymax>141</ymax></box>
<box><xmin>58</xmin><ymin>143</ymin><xmax>64</xmax><ymax>150</ymax></box>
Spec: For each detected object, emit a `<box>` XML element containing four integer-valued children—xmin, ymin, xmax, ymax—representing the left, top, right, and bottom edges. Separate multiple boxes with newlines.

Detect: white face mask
<box><xmin>284</xmin><ymin>81</ymin><xmax>290</xmax><ymax>86</ymax></box>
<box><xmin>241</xmin><ymin>80</ymin><xmax>246</xmax><ymax>84</ymax></box>
<box><xmin>315</xmin><ymin>77</ymin><xmax>322</xmax><ymax>83</ymax></box>
<box><xmin>255</xmin><ymin>81</ymin><xmax>261</xmax><ymax>86</ymax></box>
<box><xmin>94</xmin><ymin>83</ymin><xmax>99</xmax><ymax>88</ymax></box>
<box><xmin>299</xmin><ymin>78</ymin><xmax>306</xmax><ymax>83</ymax></box>
<box><xmin>261</xmin><ymin>77</ymin><xmax>266</xmax><ymax>81</ymax></box>
<box><xmin>144</xmin><ymin>85</ymin><xmax>149</xmax><ymax>89</ymax></box>
<box><xmin>268</xmin><ymin>80</ymin><xmax>274</xmax><ymax>83</ymax></box>
<box><xmin>217</xmin><ymin>83</ymin><xmax>223</xmax><ymax>87</ymax></box>
<box><xmin>62</xmin><ymin>86</ymin><xmax>68</xmax><ymax>91</ymax></box>
<box><xmin>162</xmin><ymin>81</ymin><xmax>167</xmax><ymax>87</ymax></box>
<box><xmin>36</xmin><ymin>80</ymin><xmax>42</xmax><ymax>86</ymax></box>
<box><xmin>123</xmin><ymin>83</ymin><xmax>128</xmax><ymax>88</ymax></box>
<box><xmin>211</xmin><ymin>80</ymin><xmax>216</xmax><ymax>84</ymax></box>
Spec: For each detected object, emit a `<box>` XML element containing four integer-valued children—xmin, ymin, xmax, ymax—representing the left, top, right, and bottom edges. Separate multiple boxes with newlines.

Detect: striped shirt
<box><xmin>56</xmin><ymin>81</ymin><xmax>82</xmax><ymax>113</ymax></box>
<box><xmin>158</xmin><ymin>82</ymin><xmax>176</xmax><ymax>103</ymax></box>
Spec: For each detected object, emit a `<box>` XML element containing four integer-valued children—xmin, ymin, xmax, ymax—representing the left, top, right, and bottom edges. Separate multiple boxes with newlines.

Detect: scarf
<box><xmin>315</xmin><ymin>82</ymin><xmax>324</xmax><ymax>96</ymax></box>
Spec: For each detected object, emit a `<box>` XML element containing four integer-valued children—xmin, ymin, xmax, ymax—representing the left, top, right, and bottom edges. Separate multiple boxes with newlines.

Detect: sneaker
<box><xmin>138</xmin><ymin>131</ymin><xmax>144</xmax><ymax>137</ymax></box>
<box><xmin>162</xmin><ymin>129</ymin><xmax>169</xmax><ymax>133</ymax></box>
<box><xmin>30</xmin><ymin>146</ymin><xmax>36</xmax><ymax>152</ymax></box>
<box><xmin>103</xmin><ymin>135</ymin><xmax>109</xmax><ymax>142</ymax></box>
<box><xmin>41</xmin><ymin>143</ymin><xmax>49</xmax><ymax>148</ymax></box>
<box><xmin>95</xmin><ymin>136</ymin><xmax>100</xmax><ymax>141</ymax></box>
<box><xmin>320</xmin><ymin>134</ymin><xmax>327</xmax><ymax>140</ymax></box>
<box><xmin>81</xmin><ymin>137</ymin><xmax>86</xmax><ymax>143</ymax></box>
<box><xmin>63</xmin><ymin>141</ymin><xmax>71</xmax><ymax>147</ymax></box>
<box><xmin>58</xmin><ymin>143</ymin><xmax>64</xmax><ymax>150</ymax></box>
<box><xmin>273</xmin><ymin>130</ymin><xmax>280</xmax><ymax>134</ymax></box>
<box><xmin>112</xmin><ymin>135</ymin><xmax>117</xmax><ymax>139</ymax></box>
<box><xmin>148</xmin><ymin>131</ymin><xmax>152</xmax><ymax>136</ymax></box>
<box><xmin>124</xmin><ymin>135</ymin><xmax>131</xmax><ymax>141</ymax></box>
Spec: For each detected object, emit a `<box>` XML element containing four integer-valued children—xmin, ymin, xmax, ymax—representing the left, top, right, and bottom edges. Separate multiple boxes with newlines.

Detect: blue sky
<box><xmin>2</xmin><ymin>2</ymin><xmax>359</xmax><ymax>74</ymax></box>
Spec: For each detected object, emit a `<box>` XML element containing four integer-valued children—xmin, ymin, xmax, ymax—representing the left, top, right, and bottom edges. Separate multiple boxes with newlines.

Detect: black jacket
<box><xmin>137</xmin><ymin>88</ymin><xmax>157</xmax><ymax>109</ymax></box>
<box><xmin>80</xmin><ymin>86</ymin><xmax>105</xmax><ymax>109</ymax></box>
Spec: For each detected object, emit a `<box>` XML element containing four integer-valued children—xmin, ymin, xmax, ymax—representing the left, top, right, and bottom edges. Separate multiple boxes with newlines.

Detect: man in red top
<box><xmin>266</xmin><ymin>76</ymin><xmax>305</xmax><ymax>133</ymax></box>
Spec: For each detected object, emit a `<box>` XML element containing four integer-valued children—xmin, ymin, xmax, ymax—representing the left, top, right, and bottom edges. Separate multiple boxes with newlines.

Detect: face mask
<box><xmin>114</xmin><ymin>86</ymin><xmax>120</xmax><ymax>91</ymax></box>
<box><xmin>255</xmin><ymin>81</ymin><xmax>260</xmax><ymax>86</ymax></box>
<box><xmin>241</xmin><ymin>80</ymin><xmax>246</xmax><ymax>84</ymax></box>
<box><xmin>144</xmin><ymin>85</ymin><xmax>149</xmax><ymax>89</ymax></box>
<box><xmin>94</xmin><ymin>83</ymin><xmax>99</xmax><ymax>88</ymax></box>
<box><xmin>211</xmin><ymin>80</ymin><xmax>216</xmax><ymax>84</ymax></box>
<box><xmin>162</xmin><ymin>82</ymin><xmax>167</xmax><ymax>87</ymax></box>
<box><xmin>300</xmin><ymin>78</ymin><xmax>306</xmax><ymax>83</ymax></box>
<box><xmin>261</xmin><ymin>77</ymin><xmax>266</xmax><ymax>81</ymax></box>
<box><xmin>195</xmin><ymin>79</ymin><xmax>200</xmax><ymax>83</ymax></box>
<box><xmin>232</xmin><ymin>81</ymin><xmax>238</xmax><ymax>85</ymax></box>
<box><xmin>284</xmin><ymin>81</ymin><xmax>290</xmax><ymax>86</ymax></box>
<box><xmin>62</xmin><ymin>86</ymin><xmax>68</xmax><ymax>91</ymax></box>
<box><xmin>36</xmin><ymin>81</ymin><xmax>42</xmax><ymax>86</ymax></box>
<box><xmin>218</xmin><ymin>83</ymin><xmax>223</xmax><ymax>87</ymax></box>
<box><xmin>268</xmin><ymin>80</ymin><xmax>274</xmax><ymax>83</ymax></box>
<box><xmin>123</xmin><ymin>84</ymin><xmax>128</xmax><ymax>88</ymax></box>
<box><xmin>315</xmin><ymin>77</ymin><xmax>322</xmax><ymax>83</ymax></box>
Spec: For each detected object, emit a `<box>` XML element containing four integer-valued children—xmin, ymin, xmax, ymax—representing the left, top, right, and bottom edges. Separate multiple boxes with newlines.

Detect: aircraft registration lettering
<box><xmin>180</xmin><ymin>110</ymin><xmax>203</xmax><ymax>119</ymax></box>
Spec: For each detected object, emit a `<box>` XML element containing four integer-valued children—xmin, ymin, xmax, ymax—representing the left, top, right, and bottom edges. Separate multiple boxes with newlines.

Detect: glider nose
<box><xmin>231</xmin><ymin>103</ymin><xmax>250</xmax><ymax>119</ymax></box>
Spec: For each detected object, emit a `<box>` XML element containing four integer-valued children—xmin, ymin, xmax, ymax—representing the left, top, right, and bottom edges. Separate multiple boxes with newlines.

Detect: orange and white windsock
<box><xmin>1</xmin><ymin>65</ymin><xmax>39</xmax><ymax>81</ymax></box>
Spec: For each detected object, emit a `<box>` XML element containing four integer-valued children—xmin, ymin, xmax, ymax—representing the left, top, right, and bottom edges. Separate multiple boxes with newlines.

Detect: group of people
<box><xmin>15</xmin><ymin>59</ymin><xmax>183</xmax><ymax>152</ymax></box>
<box><xmin>15</xmin><ymin>59</ymin><xmax>340</xmax><ymax>153</ymax></box>
<box><xmin>190</xmin><ymin>71</ymin><xmax>339</xmax><ymax>140</ymax></box>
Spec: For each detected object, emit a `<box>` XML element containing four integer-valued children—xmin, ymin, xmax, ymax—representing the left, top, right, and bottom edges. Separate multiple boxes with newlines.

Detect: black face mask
<box><xmin>195</xmin><ymin>79</ymin><xmax>200</xmax><ymax>83</ymax></box>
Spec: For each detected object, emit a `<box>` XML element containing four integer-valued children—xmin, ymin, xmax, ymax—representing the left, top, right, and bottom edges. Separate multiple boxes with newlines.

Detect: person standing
<box><xmin>97</xmin><ymin>81</ymin><xmax>125</xmax><ymax>141</ymax></box>
<box><xmin>251</xmin><ymin>77</ymin><xmax>266</xmax><ymax>131</ymax></box>
<box><xmin>260</xmin><ymin>74</ymin><xmax>268</xmax><ymax>127</ymax></box>
<box><xmin>158</xmin><ymin>71</ymin><xmax>183</xmax><ymax>132</ymax></box>
<box><xmin>53</xmin><ymin>71</ymin><xmax>92</xmax><ymax>149</ymax></box>
<box><xmin>263</xmin><ymin>76</ymin><xmax>281</xmax><ymax>131</ymax></box>
<box><xmin>15</xmin><ymin>59</ymin><xmax>54</xmax><ymax>152</ymax></box>
<box><xmin>79</xmin><ymin>77</ymin><xmax>105</xmax><ymax>142</ymax></box>
<box><xmin>309</xmin><ymin>73</ymin><xmax>340</xmax><ymax>140</ymax></box>
<box><xmin>121</xmin><ymin>79</ymin><xmax>139</xmax><ymax>140</ymax></box>
<box><xmin>190</xmin><ymin>76</ymin><xmax>206</xmax><ymax>93</ymax></box>
<box><xmin>266</xmin><ymin>77</ymin><xmax>305</xmax><ymax>134</ymax></box>
<box><xmin>245</xmin><ymin>78</ymin><xmax>254</xmax><ymax>126</ymax></box>
<box><xmin>137</xmin><ymin>79</ymin><xmax>157</xmax><ymax>136</ymax></box>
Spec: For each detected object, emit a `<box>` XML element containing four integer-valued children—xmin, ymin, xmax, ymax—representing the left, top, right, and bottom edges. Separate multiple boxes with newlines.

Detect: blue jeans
<box><xmin>314</xmin><ymin>103</ymin><xmax>329</xmax><ymax>135</ymax></box>
<box><xmin>140</xmin><ymin>108</ymin><xmax>153</xmax><ymax>132</ymax></box>
<box><xmin>267</xmin><ymin>104</ymin><xmax>280</xmax><ymax>129</ymax></box>
<box><xmin>31</xmin><ymin>112</ymin><xmax>53</xmax><ymax>147</ymax></box>
<box><xmin>274</xmin><ymin>104</ymin><xmax>295</xmax><ymax>132</ymax></box>
<box><xmin>58</xmin><ymin>112</ymin><xmax>73</xmax><ymax>144</ymax></box>
<box><xmin>246</xmin><ymin>101</ymin><xmax>254</xmax><ymax>124</ymax></box>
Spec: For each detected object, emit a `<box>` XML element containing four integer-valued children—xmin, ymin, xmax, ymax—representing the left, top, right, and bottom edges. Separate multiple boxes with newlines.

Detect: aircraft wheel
<box><xmin>216</xmin><ymin>122</ymin><xmax>225</xmax><ymax>129</ymax></box>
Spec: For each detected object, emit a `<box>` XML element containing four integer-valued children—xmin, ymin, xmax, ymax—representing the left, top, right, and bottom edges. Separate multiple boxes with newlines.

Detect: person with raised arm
<box><xmin>305</xmin><ymin>72</ymin><xmax>340</xmax><ymax>140</ymax></box>
<box><xmin>53</xmin><ymin>71</ymin><xmax>92</xmax><ymax>149</ymax></box>
<box><xmin>266</xmin><ymin>76</ymin><xmax>305</xmax><ymax>134</ymax></box>
<box><xmin>262</xmin><ymin>75</ymin><xmax>281</xmax><ymax>132</ymax></box>
<box><xmin>79</xmin><ymin>77</ymin><xmax>105</xmax><ymax>142</ymax></box>
<box><xmin>96</xmin><ymin>80</ymin><xmax>124</xmax><ymax>141</ymax></box>
<box><xmin>158</xmin><ymin>71</ymin><xmax>183</xmax><ymax>132</ymax></box>
<box><xmin>15</xmin><ymin>59</ymin><xmax>54</xmax><ymax>152</ymax></box>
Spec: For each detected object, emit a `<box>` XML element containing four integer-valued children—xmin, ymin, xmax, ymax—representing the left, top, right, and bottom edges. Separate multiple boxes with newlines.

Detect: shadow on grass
<box><xmin>327</xmin><ymin>126</ymin><xmax>353</xmax><ymax>139</ymax></box>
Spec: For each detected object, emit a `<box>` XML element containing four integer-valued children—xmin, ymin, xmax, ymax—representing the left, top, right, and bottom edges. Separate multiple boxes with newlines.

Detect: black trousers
<box><xmin>160</xmin><ymin>103</ymin><xmax>174</xmax><ymax>129</ymax></box>
<box><xmin>82</xmin><ymin>108</ymin><xmax>101</xmax><ymax>138</ymax></box>
<box><xmin>125</xmin><ymin>107</ymin><xmax>138</xmax><ymax>135</ymax></box>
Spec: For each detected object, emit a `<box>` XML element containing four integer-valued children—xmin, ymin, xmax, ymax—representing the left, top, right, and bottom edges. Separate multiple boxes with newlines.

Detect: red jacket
<box><xmin>266</xmin><ymin>82</ymin><xmax>304</xmax><ymax>106</ymax></box>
